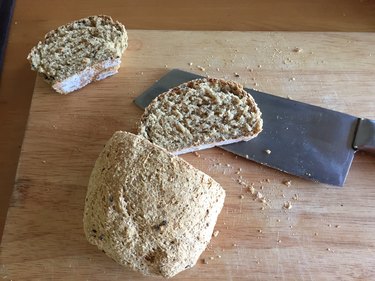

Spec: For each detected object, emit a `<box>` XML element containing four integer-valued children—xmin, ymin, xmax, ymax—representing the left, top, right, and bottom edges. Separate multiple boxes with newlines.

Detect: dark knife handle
<box><xmin>353</xmin><ymin>118</ymin><xmax>375</xmax><ymax>154</ymax></box>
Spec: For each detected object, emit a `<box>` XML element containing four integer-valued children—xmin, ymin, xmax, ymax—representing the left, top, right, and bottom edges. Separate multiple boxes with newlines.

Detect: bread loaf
<box><xmin>138</xmin><ymin>78</ymin><xmax>263</xmax><ymax>155</ymax></box>
<box><xmin>83</xmin><ymin>131</ymin><xmax>225</xmax><ymax>278</ymax></box>
<box><xmin>27</xmin><ymin>15</ymin><xmax>127</xmax><ymax>94</ymax></box>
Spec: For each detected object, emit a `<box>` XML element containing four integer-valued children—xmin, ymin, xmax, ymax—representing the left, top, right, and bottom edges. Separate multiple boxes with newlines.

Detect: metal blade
<box><xmin>134</xmin><ymin>69</ymin><xmax>358</xmax><ymax>186</ymax></box>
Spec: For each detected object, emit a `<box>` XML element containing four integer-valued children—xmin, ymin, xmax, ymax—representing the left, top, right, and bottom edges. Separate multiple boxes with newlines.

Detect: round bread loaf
<box><xmin>83</xmin><ymin>131</ymin><xmax>225</xmax><ymax>278</ymax></box>
<box><xmin>27</xmin><ymin>15</ymin><xmax>127</xmax><ymax>94</ymax></box>
<box><xmin>138</xmin><ymin>78</ymin><xmax>263</xmax><ymax>154</ymax></box>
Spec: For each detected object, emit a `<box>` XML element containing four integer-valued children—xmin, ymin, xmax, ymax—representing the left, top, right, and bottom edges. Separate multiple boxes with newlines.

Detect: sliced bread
<box><xmin>83</xmin><ymin>131</ymin><xmax>225</xmax><ymax>278</ymax></box>
<box><xmin>27</xmin><ymin>15</ymin><xmax>127</xmax><ymax>94</ymax></box>
<box><xmin>138</xmin><ymin>78</ymin><xmax>263</xmax><ymax>154</ymax></box>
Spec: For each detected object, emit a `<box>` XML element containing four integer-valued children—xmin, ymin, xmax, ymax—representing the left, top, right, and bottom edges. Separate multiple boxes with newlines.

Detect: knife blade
<box><xmin>134</xmin><ymin>69</ymin><xmax>374</xmax><ymax>186</ymax></box>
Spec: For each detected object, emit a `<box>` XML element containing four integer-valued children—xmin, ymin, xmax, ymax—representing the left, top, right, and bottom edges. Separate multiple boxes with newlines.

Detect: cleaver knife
<box><xmin>134</xmin><ymin>69</ymin><xmax>375</xmax><ymax>187</ymax></box>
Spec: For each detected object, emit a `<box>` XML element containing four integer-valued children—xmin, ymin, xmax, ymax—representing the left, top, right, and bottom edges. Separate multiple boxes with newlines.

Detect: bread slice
<box><xmin>138</xmin><ymin>78</ymin><xmax>263</xmax><ymax>155</ymax></box>
<box><xmin>83</xmin><ymin>131</ymin><xmax>225</xmax><ymax>278</ymax></box>
<box><xmin>27</xmin><ymin>15</ymin><xmax>127</xmax><ymax>94</ymax></box>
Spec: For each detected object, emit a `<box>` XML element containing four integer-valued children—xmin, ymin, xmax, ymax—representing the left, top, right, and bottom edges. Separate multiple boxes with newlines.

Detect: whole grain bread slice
<box><xmin>138</xmin><ymin>78</ymin><xmax>263</xmax><ymax>154</ymax></box>
<box><xmin>83</xmin><ymin>131</ymin><xmax>225</xmax><ymax>278</ymax></box>
<box><xmin>27</xmin><ymin>15</ymin><xmax>127</xmax><ymax>94</ymax></box>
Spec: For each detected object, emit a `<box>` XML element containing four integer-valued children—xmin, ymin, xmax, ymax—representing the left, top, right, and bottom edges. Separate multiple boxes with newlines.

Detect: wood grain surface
<box><xmin>1</xmin><ymin>0</ymin><xmax>375</xmax><ymax>244</ymax></box>
<box><xmin>1</xmin><ymin>30</ymin><xmax>374</xmax><ymax>280</ymax></box>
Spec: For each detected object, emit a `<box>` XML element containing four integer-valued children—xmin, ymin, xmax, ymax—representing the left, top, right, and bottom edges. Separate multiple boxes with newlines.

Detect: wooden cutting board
<box><xmin>1</xmin><ymin>31</ymin><xmax>375</xmax><ymax>280</ymax></box>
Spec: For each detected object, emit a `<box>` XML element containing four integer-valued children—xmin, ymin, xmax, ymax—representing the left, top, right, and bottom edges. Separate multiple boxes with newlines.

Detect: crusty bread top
<box><xmin>83</xmin><ymin>131</ymin><xmax>225</xmax><ymax>277</ymax></box>
<box><xmin>27</xmin><ymin>15</ymin><xmax>127</xmax><ymax>83</ymax></box>
<box><xmin>138</xmin><ymin>78</ymin><xmax>263</xmax><ymax>154</ymax></box>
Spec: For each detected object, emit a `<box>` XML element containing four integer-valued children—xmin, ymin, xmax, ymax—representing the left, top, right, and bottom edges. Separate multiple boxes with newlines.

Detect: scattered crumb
<box><xmin>245</xmin><ymin>154</ymin><xmax>249</xmax><ymax>159</ymax></box>
<box><xmin>314</xmin><ymin>232</ymin><xmax>318</xmax><ymax>236</ymax></box>
<box><xmin>293</xmin><ymin>47</ymin><xmax>303</xmax><ymax>53</ymax></box>
<box><xmin>209</xmin><ymin>256</ymin><xmax>215</xmax><ymax>260</ymax></box>
<box><xmin>216</xmin><ymin>68</ymin><xmax>220</xmax><ymax>71</ymax></box>
<box><xmin>202</xmin><ymin>258</ymin><xmax>209</xmax><ymax>264</ymax></box>
<box><xmin>256</xmin><ymin>192</ymin><xmax>264</xmax><ymax>200</ymax></box>
<box><xmin>283</xmin><ymin>201</ymin><xmax>293</xmax><ymax>210</ymax></box>
<box><xmin>328</xmin><ymin>224</ymin><xmax>332</xmax><ymax>227</ymax></box>
<box><xmin>197</xmin><ymin>65</ymin><xmax>205</xmax><ymax>71</ymax></box>
<box><xmin>289</xmin><ymin>77</ymin><xmax>296</xmax><ymax>81</ymax></box>
<box><xmin>289</xmin><ymin>225</ymin><xmax>293</xmax><ymax>228</ymax></box>
<box><xmin>282</xmin><ymin>180</ymin><xmax>292</xmax><ymax>187</ymax></box>
<box><xmin>257</xmin><ymin>229</ymin><xmax>262</xmax><ymax>233</ymax></box>
<box><xmin>292</xmin><ymin>194</ymin><xmax>299</xmax><ymax>200</ymax></box>
<box><xmin>193</xmin><ymin>151</ymin><xmax>200</xmax><ymax>158</ymax></box>
<box><xmin>234</xmin><ymin>72</ymin><xmax>240</xmax><ymax>77</ymax></box>
<box><xmin>213</xmin><ymin>230</ymin><xmax>220</xmax><ymax>237</ymax></box>
<box><xmin>276</xmin><ymin>219</ymin><xmax>281</xmax><ymax>222</ymax></box>
<box><xmin>217</xmin><ymin>255</ymin><xmax>222</xmax><ymax>259</ymax></box>
<box><xmin>140</xmin><ymin>71</ymin><xmax>144</xmax><ymax>75</ymax></box>
<box><xmin>277</xmin><ymin>240</ymin><xmax>281</xmax><ymax>243</ymax></box>
<box><xmin>335</xmin><ymin>225</ymin><xmax>341</xmax><ymax>228</ymax></box>
<box><xmin>266</xmin><ymin>179</ymin><xmax>271</xmax><ymax>183</ymax></box>
<box><xmin>41</xmin><ymin>160</ymin><xmax>46</xmax><ymax>164</ymax></box>
<box><xmin>258</xmin><ymin>64</ymin><xmax>262</xmax><ymax>68</ymax></box>
<box><xmin>248</xmin><ymin>186</ymin><xmax>255</xmax><ymax>194</ymax></box>
<box><xmin>240</xmin><ymin>195</ymin><xmax>245</xmax><ymax>199</ymax></box>
<box><xmin>248</xmin><ymin>68</ymin><xmax>253</xmax><ymax>72</ymax></box>
<box><xmin>265</xmin><ymin>149</ymin><xmax>271</xmax><ymax>155</ymax></box>
<box><xmin>253</xmin><ymin>82</ymin><xmax>258</xmax><ymax>87</ymax></box>
<box><xmin>287</xmin><ymin>95</ymin><xmax>293</xmax><ymax>100</ymax></box>
<box><xmin>165</xmin><ymin>64</ymin><xmax>168</xmax><ymax>68</ymax></box>
<box><xmin>226</xmin><ymin>164</ymin><xmax>230</xmax><ymax>167</ymax></box>
<box><xmin>188</xmin><ymin>62</ymin><xmax>193</xmax><ymax>66</ymax></box>
<box><xmin>233</xmin><ymin>243</ymin><xmax>237</xmax><ymax>247</ymax></box>
<box><xmin>260</xmin><ymin>186</ymin><xmax>264</xmax><ymax>190</ymax></box>
<box><xmin>15</xmin><ymin>21</ymin><xmax>18</xmax><ymax>25</ymax></box>
<box><xmin>260</xmin><ymin>206</ymin><xmax>265</xmax><ymax>210</ymax></box>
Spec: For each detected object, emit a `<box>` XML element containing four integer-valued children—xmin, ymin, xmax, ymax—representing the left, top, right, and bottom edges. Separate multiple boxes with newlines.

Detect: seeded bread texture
<box><xmin>83</xmin><ymin>131</ymin><xmax>225</xmax><ymax>278</ymax></box>
<box><xmin>138</xmin><ymin>78</ymin><xmax>263</xmax><ymax>154</ymax></box>
<box><xmin>27</xmin><ymin>15</ymin><xmax>127</xmax><ymax>94</ymax></box>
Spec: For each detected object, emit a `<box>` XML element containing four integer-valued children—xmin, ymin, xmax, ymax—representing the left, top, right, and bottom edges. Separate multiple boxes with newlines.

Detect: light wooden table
<box><xmin>0</xmin><ymin>0</ymin><xmax>374</xmax><ymax>245</ymax></box>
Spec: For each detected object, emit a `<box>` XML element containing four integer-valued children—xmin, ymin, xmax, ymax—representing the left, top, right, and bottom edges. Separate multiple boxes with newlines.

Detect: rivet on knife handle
<box><xmin>353</xmin><ymin>118</ymin><xmax>375</xmax><ymax>154</ymax></box>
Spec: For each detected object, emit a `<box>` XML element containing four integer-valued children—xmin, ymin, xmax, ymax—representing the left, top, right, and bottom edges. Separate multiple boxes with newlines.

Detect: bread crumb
<box><xmin>193</xmin><ymin>151</ymin><xmax>201</xmax><ymax>158</ymax></box>
<box><xmin>234</xmin><ymin>72</ymin><xmax>240</xmax><ymax>77</ymax></box>
<box><xmin>258</xmin><ymin>64</ymin><xmax>262</xmax><ymax>68</ymax></box>
<box><xmin>292</xmin><ymin>194</ymin><xmax>299</xmax><ymax>200</ymax></box>
<box><xmin>240</xmin><ymin>195</ymin><xmax>245</xmax><ymax>199</ymax></box>
<box><xmin>213</xmin><ymin>230</ymin><xmax>220</xmax><ymax>237</ymax></box>
<box><xmin>188</xmin><ymin>62</ymin><xmax>193</xmax><ymax>66</ymax></box>
<box><xmin>265</xmin><ymin>149</ymin><xmax>271</xmax><ymax>155</ymax></box>
<box><xmin>266</xmin><ymin>178</ymin><xmax>271</xmax><ymax>183</ymax></box>
<box><xmin>328</xmin><ymin>224</ymin><xmax>332</xmax><ymax>227</ymax></box>
<box><xmin>197</xmin><ymin>65</ymin><xmax>205</xmax><ymax>71</ymax></box>
<box><xmin>165</xmin><ymin>64</ymin><xmax>168</xmax><ymax>68</ymax></box>
<box><xmin>293</xmin><ymin>47</ymin><xmax>303</xmax><ymax>53</ymax></box>
<box><xmin>217</xmin><ymin>255</ymin><xmax>222</xmax><ymax>259</ymax></box>
<box><xmin>260</xmin><ymin>206</ymin><xmax>265</xmax><ymax>210</ymax></box>
<box><xmin>282</xmin><ymin>180</ymin><xmax>292</xmax><ymax>187</ymax></box>
<box><xmin>314</xmin><ymin>232</ymin><xmax>318</xmax><ymax>236</ymax></box>
<box><xmin>277</xmin><ymin>240</ymin><xmax>281</xmax><ymax>243</ymax></box>
<box><xmin>248</xmin><ymin>186</ymin><xmax>255</xmax><ymax>194</ymax></box>
<box><xmin>287</xmin><ymin>95</ymin><xmax>293</xmax><ymax>100</ymax></box>
<box><xmin>289</xmin><ymin>77</ymin><xmax>296</xmax><ymax>81</ymax></box>
<box><xmin>209</xmin><ymin>256</ymin><xmax>215</xmax><ymax>260</ymax></box>
<box><xmin>253</xmin><ymin>82</ymin><xmax>258</xmax><ymax>87</ymax></box>
<box><xmin>226</xmin><ymin>164</ymin><xmax>230</xmax><ymax>167</ymax></box>
<box><xmin>335</xmin><ymin>225</ymin><xmax>340</xmax><ymax>228</ymax></box>
<box><xmin>42</xmin><ymin>160</ymin><xmax>46</xmax><ymax>164</ymax></box>
<box><xmin>276</xmin><ymin>219</ymin><xmax>281</xmax><ymax>222</ymax></box>
<box><xmin>283</xmin><ymin>201</ymin><xmax>292</xmax><ymax>209</ymax></box>
<box><xmin>245</xmin><ymin>154</ymin><xmax>249</xmax><ymax>159</ymax></box>
<box><xmin>256</xmin><ymin>192</ymin><xmax>264</xmax><ymax>199</ymax></box>
<box><xmin>233</xmin><ymin>243</ymin><xmax>237</xmax><ymax>247</ymax></box>
<box><xmin>202</xmin><ymin>258</ymin><xmax>209</xmax><ymax>264</ymax></box>
<box><xmin>257</xmin><ymin>229</ymin><xmax>262</xmax><ymax>233</ymax></box>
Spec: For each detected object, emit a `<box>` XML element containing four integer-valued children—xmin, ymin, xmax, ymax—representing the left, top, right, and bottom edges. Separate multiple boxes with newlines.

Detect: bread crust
<box><xmin>138</xmin><ymin>78</ymin><xmax>263</xmax><ymax>154</ymax></box>
<box><xmin>83</xmin><ymin>131</ymin><xmax>225</xmax><ymax>278</ymax></box>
